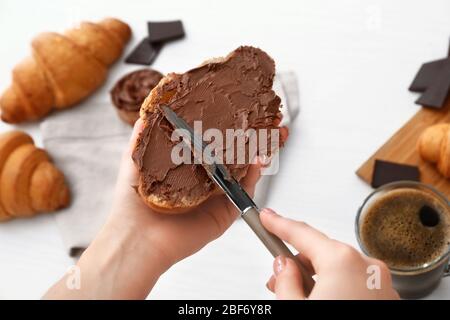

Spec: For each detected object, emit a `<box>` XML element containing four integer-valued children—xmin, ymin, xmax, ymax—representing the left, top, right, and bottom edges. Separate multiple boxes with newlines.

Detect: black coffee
<box><xmin>360</xmin><ymin>188</ymin><xmax>450</xmax><ymax>269</ymax></box>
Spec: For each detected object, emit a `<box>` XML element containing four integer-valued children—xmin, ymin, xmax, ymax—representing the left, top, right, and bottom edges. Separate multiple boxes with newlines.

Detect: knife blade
<box><xmin>161</xmin><ymin>105</ymin><xmax>314</xmax><ymax>294</ymax></box>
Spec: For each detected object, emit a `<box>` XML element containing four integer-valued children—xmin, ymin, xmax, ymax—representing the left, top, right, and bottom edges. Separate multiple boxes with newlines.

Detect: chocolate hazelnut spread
<box><xmin>111</xmin><ymin>69</ymin><xmax>163</xmax><ymax>112</ymax></box>
<box><xmin>133</xmin><ymin>46</ymin><xmax>281</xmax><ymax>206</ymax></box>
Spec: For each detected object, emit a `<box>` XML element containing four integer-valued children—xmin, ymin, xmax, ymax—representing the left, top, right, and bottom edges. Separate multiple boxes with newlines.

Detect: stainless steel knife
<box><xmin>161</xmin><ymin>105</ymin><xmax>315</xmax><ymax>294</ymax></box>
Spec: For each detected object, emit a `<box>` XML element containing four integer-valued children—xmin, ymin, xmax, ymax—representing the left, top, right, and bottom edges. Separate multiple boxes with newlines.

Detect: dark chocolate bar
<box><xmin>409</xmin><ymin>58</ymin><xmax>448</xmax><ymax>93</ymax></box>
<box><xmin>125</xmin><ymin>37</ymin><xmax>162</xmax><ymax>65</ymax></box>
<box><xmin>416</xmin><ymin>58</ymin><xmax>450</xmax><ymax>108</ymax></box>
<box><xmin>371</xmin><ymin>159</ymin><xmax>420</xmax><ymax>188</ymax></box>
<box><xmin>147</xmin><ymin>20</ymin><xmax>185</xmax><ymax>43</ymax></box>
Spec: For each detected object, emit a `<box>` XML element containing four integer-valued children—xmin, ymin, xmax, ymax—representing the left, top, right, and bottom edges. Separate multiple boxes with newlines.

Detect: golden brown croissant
<box><xmin>0</xmin><ymin>130</ymin><xmax>70</xmax><ymax>221</ymax></box>
<box><xmin>417</xmin><ymin>123</ymin><xmax>450</xmax><ymax>178</ymax></box>
<box><xmin>0</xmin><ymin>18</ymin><xmax>131</xmax><ymax>123</ymax></box>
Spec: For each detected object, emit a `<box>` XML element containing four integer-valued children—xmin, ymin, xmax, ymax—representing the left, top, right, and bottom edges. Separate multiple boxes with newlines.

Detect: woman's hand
<box><xmin>261</xmin><ymin>208</ymin><xmax>400</xmax><ymax>300</ymax></box>
<box><xmin>108</xmin><ymin>118</ymin><xmax>270</xmax><ymax>271</ymax></box>
<box><xmin>44</xmin><ymin>119</ymin><xmax>288</xmax><ymax>299</ymax></box>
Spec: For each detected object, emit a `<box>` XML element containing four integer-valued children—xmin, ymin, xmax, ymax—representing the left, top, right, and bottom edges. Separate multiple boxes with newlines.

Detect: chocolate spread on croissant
<box><xmin>111</xmin><ymin>69</ymin><xmax>163</xmax><ymax>112</ymax></box>
<box><xmin>132</xmin><ymin>46</ymin><xmax>281</xmax><ymax>204</ymax></box>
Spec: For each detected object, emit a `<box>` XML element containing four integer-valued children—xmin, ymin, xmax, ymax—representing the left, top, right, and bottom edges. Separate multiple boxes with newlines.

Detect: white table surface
<box><xmin>0</xmin><ymin>0</ymin><xmax>449</xmax><ymax>300</ymax></box>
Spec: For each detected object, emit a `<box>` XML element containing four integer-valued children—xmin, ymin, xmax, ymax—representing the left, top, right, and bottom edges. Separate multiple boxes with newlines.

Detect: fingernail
<box><xmin>261</xmin><ymin>208</ymin><xmax>278</xmax><ymax>216</ymax></box>
<box><xmin>274</xmin><ymin>256</ymin><xmax>286</xmax><ymax>276</ymax></box>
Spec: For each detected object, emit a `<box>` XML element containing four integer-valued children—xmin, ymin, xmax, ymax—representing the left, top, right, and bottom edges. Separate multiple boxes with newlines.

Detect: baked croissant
<box><xmin>417</xmin><ymin>123</ymin><xmax>450</xmax><ymax>178</ymax></box>
<box><xmin>0</xmin><ymin>18</ymin><xmax>131</xmax><ymax>123</ymax></box>
<box><xmin>0</xmin><ymin>130</ymin><xmax>70</xmax><ymax>221</ymax></box>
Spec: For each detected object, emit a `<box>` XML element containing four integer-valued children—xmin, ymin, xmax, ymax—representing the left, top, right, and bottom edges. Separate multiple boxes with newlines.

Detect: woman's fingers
<box><xmin>266</xmin><ymin>252</ymin><xmax>315</xmax><ymax>294</ymax></box>
<box><xmin>128</xmin><ymin>118</ymin><xmax>145</xmax><ymax>154</ymax></box>
<box><xmin>279</xmin><ymin>126</ymin><xmax>289</xmax><ymax>144</ymax></box>
<box><xmin>240</xmin><ymin>158</ymin><xmax>263</xmax><ymax>197</ymax></box>
<box><xmin>260</xmin><ymin>208</ymin><xmax>333</xmax><ymax>271</ymax></box>
<box><xmin>273</xmin><ymin>256</ymin><xmax>306</xmax><ymax>300</ymax></box>
<box><xmin>117</xmin><ymin>119</ymin><xmax>145</xmax><ymax>188</ymax></box>
<box><xmin>266</xmin><ymin>274</ymin><xmax>276</xmax><ymax>293</ymax></box>
<box><xmin>273</xmin><ymin>112</ymin><xmax>283</xmax><ymax>126</ymax></box>
<box><xmin>295</xmin><ymin>253</ymin><xmax>315</xmax><ymax>275</ymax></box>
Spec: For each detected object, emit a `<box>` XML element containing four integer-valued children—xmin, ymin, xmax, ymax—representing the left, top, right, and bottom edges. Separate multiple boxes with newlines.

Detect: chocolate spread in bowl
<box><xmin>133</xmin><ymin>46</ymin><xmax>282</xmax><ymax>206</ymax></box>
<box><xmin>111</xmin><ymin>69</ymin><xmax>163</xmax><ymax>112</ymax></box>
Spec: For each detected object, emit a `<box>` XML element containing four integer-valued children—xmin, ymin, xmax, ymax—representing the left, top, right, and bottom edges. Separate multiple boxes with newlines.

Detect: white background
<box><xmin>0</xmin><ymin>0</ymin><xmax>449</xmax><ymax>299</ymax></box>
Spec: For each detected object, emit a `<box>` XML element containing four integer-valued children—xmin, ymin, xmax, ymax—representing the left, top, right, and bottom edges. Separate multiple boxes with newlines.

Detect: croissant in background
<box><xmin>0</xmin><ymin>131</ymin><xmax>70</xmax><ymax>221</ymax></box>
<box><xmin>417</xmin><ymin>123</ymin><xmax>450</xmax><ymax>178</ymax></box>
<box><xmin>0</xmin><ymin>18</ymin><xmax>131</xmax><ymax>123</ymax></box>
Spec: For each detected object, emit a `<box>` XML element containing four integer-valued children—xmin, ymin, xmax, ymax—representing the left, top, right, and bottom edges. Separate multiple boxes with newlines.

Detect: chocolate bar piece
<box><xmin>69</xmin><ymin>247</ymin><xmax>85</xmax><ymax>257</ymax></box>
<box><xmin>147</xmin><ymin>20</ymin><xmax>185</xmax><ymax>43</ymax></box>
<box><xmin>416</xmin><ymin>58</ymin><xmax>450</xmax><ymax>108</ymax></box>
<box><xmin>371</xmin><ymin>160</ymin><xmax>420</xmax><ymax>188</ymax></box>
<box><xmin>409</xmin><ymin>58</ymin><xmax>448</xmax><ymax>92</ymax></box>
<box><xmin>125</xmin><ymin>38</ymin><xmax>162</xmax><ymax>65</ymax></box>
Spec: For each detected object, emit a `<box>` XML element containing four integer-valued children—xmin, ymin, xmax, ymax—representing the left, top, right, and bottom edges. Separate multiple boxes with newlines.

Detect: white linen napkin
<box><xmin>41</xmin><ymin>72</ymin><xmax>299</xmax><ymax>256</ymax></box>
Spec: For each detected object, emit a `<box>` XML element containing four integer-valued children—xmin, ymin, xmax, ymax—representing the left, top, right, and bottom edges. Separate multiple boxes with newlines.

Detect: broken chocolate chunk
<box><xmin>409</xmin><ymin>58</ymin><xmax>448</xmax><ymax>93</ymax></box>
<box><xmin>416</xmin><ymin>58</ymin><xmax>450</xmax><ymax>108</ymax></box>
<box><xmin>69</xmin><ymin>247</ymin><xmax>86</xmax><ymax>257</ymax></box>
<box><xmin>371</xmin><ymin>160</ymin><xmax>420</xmax><ymax>188</ymax></box>
<box><xmin>147</xmin><ymin>20</ymin><xmax>185</xmax><ymax>43</ymax></box>
<box><xmin>125</xmin><ymin>37</ymin><xmax>162</xmax><ymax>65</ymax></box>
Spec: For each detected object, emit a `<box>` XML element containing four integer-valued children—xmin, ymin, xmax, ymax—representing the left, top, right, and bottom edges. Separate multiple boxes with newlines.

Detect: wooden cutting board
<box><xmin>356</xmin><ymin>99</ymin><xmax>450</xmax><ymax>197</ymax></box>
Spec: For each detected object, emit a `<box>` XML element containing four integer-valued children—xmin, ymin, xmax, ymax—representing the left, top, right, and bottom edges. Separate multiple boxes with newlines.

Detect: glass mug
<box><xmin>355</xmin><ymin>181</ymin><xmax>450</xmax><ymax>299</ymax></box>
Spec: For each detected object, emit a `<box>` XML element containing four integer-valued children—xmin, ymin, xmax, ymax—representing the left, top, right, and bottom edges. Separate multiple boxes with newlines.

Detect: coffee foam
<box><xmin>360</xmin><ymin>188</ymin><xmax>450</xmax><ymax>269</ymax></box>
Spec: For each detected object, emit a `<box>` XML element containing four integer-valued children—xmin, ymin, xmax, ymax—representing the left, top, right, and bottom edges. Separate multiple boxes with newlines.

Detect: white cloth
<box><xmin>41</xmin><ymin>72</ymin><xmax>299</xmax><ymax>256</ymax></box>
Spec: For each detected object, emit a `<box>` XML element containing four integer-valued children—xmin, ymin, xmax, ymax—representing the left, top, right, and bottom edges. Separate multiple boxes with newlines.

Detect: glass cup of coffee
<box><xmin>355</xmin><ymin>181</ymin><xmax>450</xmax><ymax>299</ymax></box>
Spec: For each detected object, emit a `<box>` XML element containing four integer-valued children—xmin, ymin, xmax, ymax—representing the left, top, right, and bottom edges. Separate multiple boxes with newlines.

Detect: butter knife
<box><xmin>161</xmin><ymin>105</ymin><xmax>315</xmax><ymax>294</ymax></box>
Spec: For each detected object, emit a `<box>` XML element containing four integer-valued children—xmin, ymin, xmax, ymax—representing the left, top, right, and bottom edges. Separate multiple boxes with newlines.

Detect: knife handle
<box><xmin>241</xmin><ymin>207</ymin><xmax>315</xmax><ymax>296</ymax></box>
